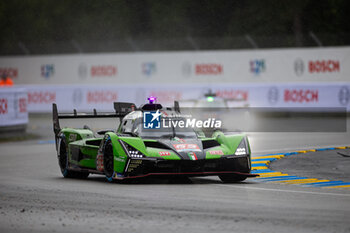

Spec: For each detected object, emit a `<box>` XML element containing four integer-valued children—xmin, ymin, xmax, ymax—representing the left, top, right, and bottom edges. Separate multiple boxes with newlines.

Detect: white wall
<box><xmin>0</xmin><ymin>46</ymin><xmax>349</xmax><ymax>85</ymax></box>
<box><xmin>0</xmin><ymin>47</ymin><xmax>349</xmax><ymax>112</ymax></box>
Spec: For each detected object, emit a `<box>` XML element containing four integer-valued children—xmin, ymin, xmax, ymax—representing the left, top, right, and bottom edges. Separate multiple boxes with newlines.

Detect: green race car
<box><xmin>53</xmin><ymin>98</ymin><xmax>256</xmax><ymax>182</ymax></box>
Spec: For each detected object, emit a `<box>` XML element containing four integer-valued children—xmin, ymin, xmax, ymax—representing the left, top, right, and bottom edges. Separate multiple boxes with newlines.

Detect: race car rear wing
<box><xmin>52</xmin><ymin>102</ymin><xmax>136</xmax><ymax>139</ymax></box>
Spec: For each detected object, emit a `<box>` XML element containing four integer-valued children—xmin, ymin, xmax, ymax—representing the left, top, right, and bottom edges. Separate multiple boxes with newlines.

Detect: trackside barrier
<box><xmin>18</xmin><ymin>83</ymin><xmax>350</xmax><ymax>113</ymax></box>
<box><xmin>0</xmin><ymin>88</ymin><xmax>28</xmax><ymax>129</ymax></box>
<box><xmin>0</xmin><ymin>46</ymin><xmax>349</xmax><ymax>85</ymax></box>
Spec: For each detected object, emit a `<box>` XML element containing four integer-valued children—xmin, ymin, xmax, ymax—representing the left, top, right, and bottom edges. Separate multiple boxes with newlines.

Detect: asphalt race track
<box><xmin>1</xmin><ymin>115</ymin><xmax>350</xmax><ymax>233</ymax></box>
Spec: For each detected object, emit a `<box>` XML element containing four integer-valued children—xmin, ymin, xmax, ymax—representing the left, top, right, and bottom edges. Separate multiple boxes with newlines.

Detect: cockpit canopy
<box><xmin>118</xmin><ymin>110</ymin><xmax>198</xmax><ymax>139</ymax></box>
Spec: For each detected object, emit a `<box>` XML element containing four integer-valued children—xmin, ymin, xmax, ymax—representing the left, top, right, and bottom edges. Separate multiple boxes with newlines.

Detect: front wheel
<box><xmin>57</xmin><ymin>134</ymin><xmax>89</xmax><ymax>179</ymax></box>
<box><xmin>103</xmin><ymin>139</ymin><xmax>115</xmax><ymax>182</ymax></box>
<box><xmin>218</xmin><ymin>174</ymin><xmax>247</xmax><ymax>183</ymax></box>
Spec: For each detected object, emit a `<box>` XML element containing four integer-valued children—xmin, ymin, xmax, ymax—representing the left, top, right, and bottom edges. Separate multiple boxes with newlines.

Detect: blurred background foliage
<box><xmin>0</xmin><ymin>0</ymin><xmax>349</xmax><ymax>55</ymax></box>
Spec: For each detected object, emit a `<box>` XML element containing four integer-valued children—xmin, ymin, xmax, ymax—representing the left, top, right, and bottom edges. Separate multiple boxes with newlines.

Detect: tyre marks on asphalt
<box><xmin>251</xmin><ymin>146</ymin><xmax>350</xmax><ymax>190</ymax></box>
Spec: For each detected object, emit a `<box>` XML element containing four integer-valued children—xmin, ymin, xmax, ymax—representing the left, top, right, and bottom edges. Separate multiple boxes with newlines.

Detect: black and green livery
<box><xmin>53</xmin><ymin>101</ymin><xmax>257</xmax><ymax>182</ymax></box>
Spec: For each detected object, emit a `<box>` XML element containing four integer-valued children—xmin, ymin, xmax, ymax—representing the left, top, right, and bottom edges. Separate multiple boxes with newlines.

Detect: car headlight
<box><xmin>121</xmin><ymin>141</ymin><xmax>145</xmax><ymax>158</ymax></box>
<box><xmin>235</xmin><ymin>140</ymin><xmax>247</xmax><ymax>156</ymax></box>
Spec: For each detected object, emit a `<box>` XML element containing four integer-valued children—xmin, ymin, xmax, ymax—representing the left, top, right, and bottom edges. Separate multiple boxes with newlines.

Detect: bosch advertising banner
<box><xmin>0</xmin><ymin>46</ymin><xmax>349</xmax><ymax>85</ymax></box>
<box><xmin>0</xmin><ymin>88</ymin><xmax>28</xmax><ymax>127</ymax></box>
<box><xmin>1</xmin><ymin>46</ymin><xmax>349</xmax><ymax>112</ymax></box>
<box><xmin>24</xmin><ymin>85</ymin><xmax>127</xmax><ymax>113</ymax></box>
<box><xmin>18</xmin><ymin>83</ymin><xmax>350</xmax><ymax>113</ymax></box>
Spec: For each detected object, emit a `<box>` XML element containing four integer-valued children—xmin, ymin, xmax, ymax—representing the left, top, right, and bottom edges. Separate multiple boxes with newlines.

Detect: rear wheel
<box><xmin>57</xmin><ymin>134</ymin><xmax>89</xmax><ymax>179</ymax></box>
<box><xmin>219</xmin><ymin>174</ymin><xmax>247</xmax><ymax>183</ymax></box>
<box><xmin>103</xmin><ymin>139</ymin><xmax>115</xmax><ymax>182</ymax></box>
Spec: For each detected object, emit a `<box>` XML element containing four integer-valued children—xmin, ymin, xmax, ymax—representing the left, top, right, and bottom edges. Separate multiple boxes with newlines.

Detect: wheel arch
<box><xmin>102</xmin><ymin>132</ymin><xmax>129</xmax><ymax>174</ymax></box>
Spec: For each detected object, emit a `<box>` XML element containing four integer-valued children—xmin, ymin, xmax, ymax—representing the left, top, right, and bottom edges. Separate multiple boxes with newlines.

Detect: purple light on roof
<box><xmin>148</xmin><ymin>96</ymin><xmax>157</xmax><ymax>104</ymax></box>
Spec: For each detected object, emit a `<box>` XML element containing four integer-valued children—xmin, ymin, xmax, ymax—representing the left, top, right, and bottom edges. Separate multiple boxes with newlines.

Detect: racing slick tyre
<box><xmin>103</xmin><ymin>139</ymin><xmax>115</xmax><ymax>182</ymax></box>
<box><xmin>218</xmin><ymin>174</ymin><xmax>247</xmax><ymax>183</ymax></box>
<box><xmin>57</xmin><ymin>134</ymin><xmax>89</xmax><ymax>179</ymax></box>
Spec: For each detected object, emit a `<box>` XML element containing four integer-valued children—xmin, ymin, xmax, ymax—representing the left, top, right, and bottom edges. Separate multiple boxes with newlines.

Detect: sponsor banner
<box><xmin>142</xmin><ymin>62</ymin><xmax>156</xmax><ymax>77</ymax></box>
<box><xmin>0</xmin><ymin>67</ymin><xmax>18</xmax><ymax>79</ymax></box>
<box><xmin>16</xmin><ymin>83</ymin><xmax>350</xmax><ymax>113</ymax></box>
<box><xmin>0</xmin><ymin>46</ymin><xmax>349</xmax><ymax>85</ymax></box>
<box><xmin>91</xmin><ymin>65</ymin><xmax>117</xmax><ymax>77</ymax></box>
<box><xmin>263</xmin><ymin>84</ymin><xmax>350</xmax><ymax>109</ymax></box>
<box><xmin>0</xmin><ymin>88</ymin><xmax>28</xmax><ymax>126</ymax></box>
<box><xmin>24</xmin><ymin>86</ymin><xmax>125</xmax><ymax>113</ymax></box>
<box><xmin>250</xmin><ymin>59</ymin><xmax>266</xmax><ymax>76</ymax></box>
<box><xmin>41</xmin><ymin>64</ymin><xmax>55</xmax><ymax>79</ymax></box>
<box><xmin>195</xmin><ymin>63</ymin><xmax>223</xmax><ymax>75</ymax></box>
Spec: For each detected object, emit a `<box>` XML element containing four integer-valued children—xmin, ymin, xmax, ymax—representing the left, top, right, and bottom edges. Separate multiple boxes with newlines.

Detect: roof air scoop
<box><xmin>141</xmin><ymin>97</ymin><xmax>162</xmax><ymax>111</ymax></box>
